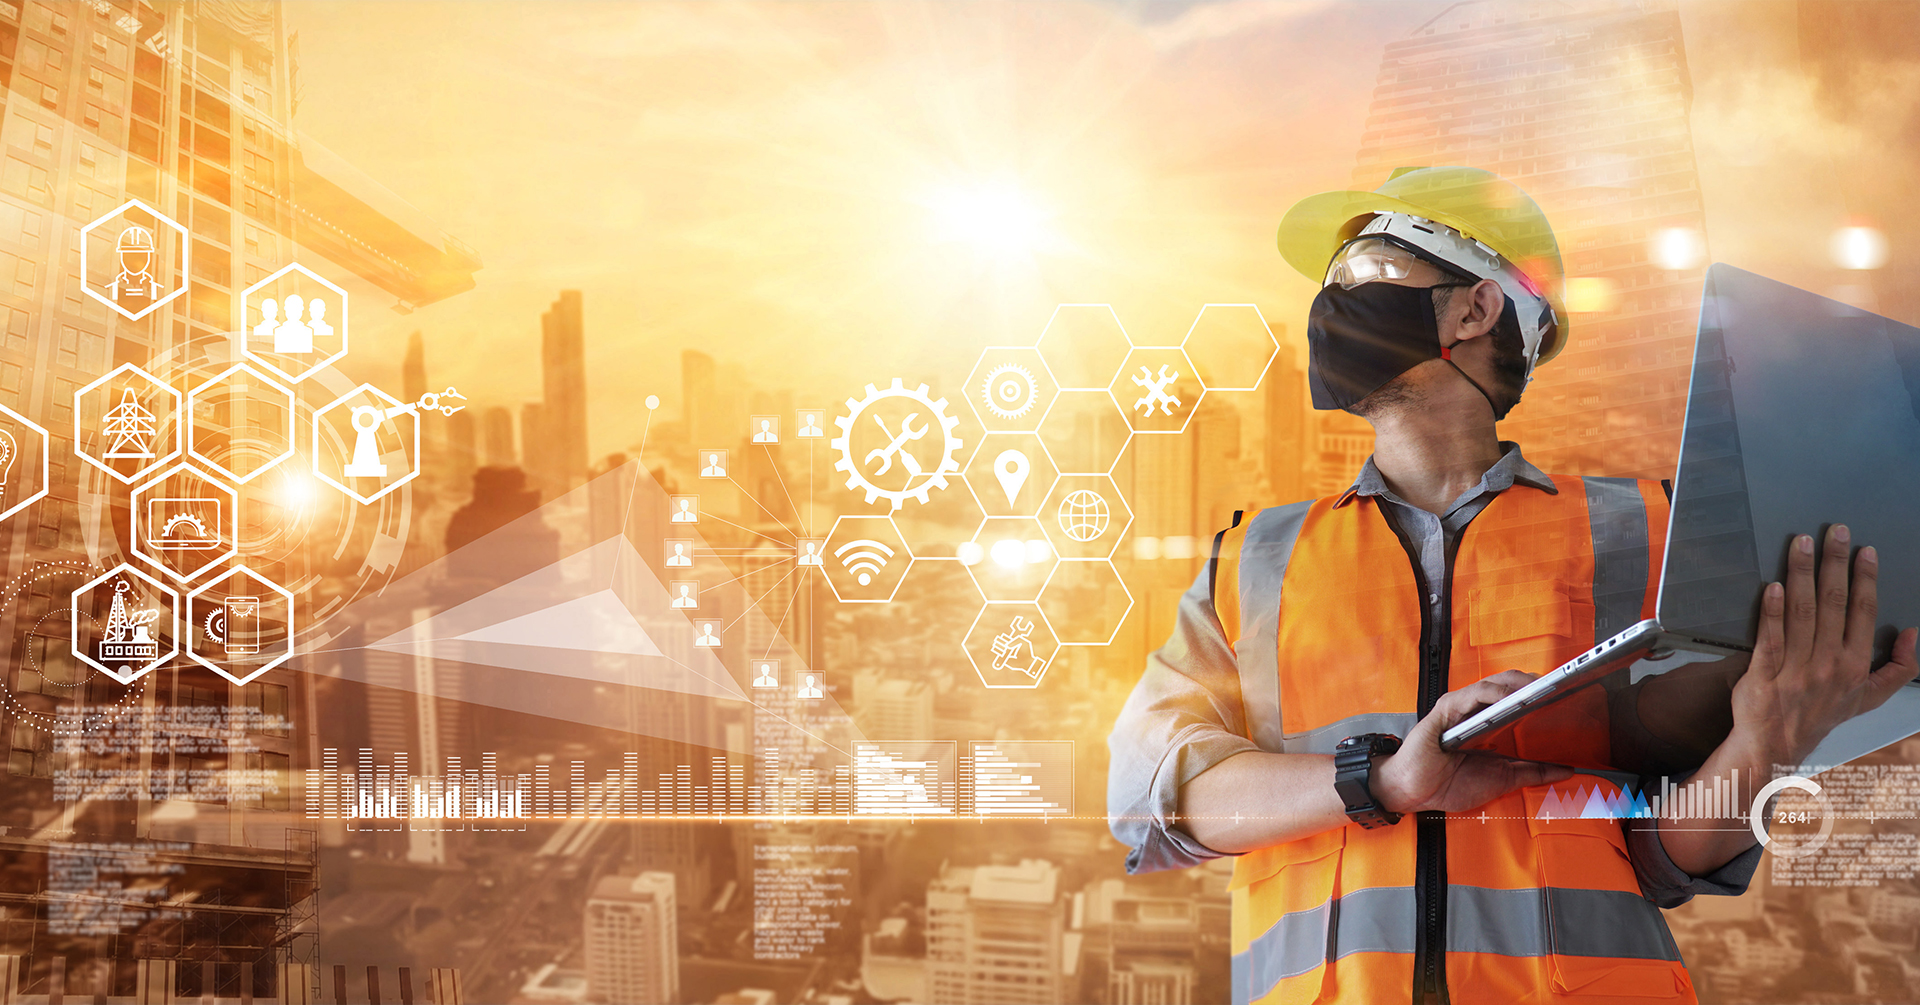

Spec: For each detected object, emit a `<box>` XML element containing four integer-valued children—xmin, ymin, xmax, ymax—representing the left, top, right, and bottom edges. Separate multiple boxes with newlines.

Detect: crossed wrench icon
<box><xmin>864</xmin><ymin>412</ymin><xmax>928</xmax><ymax>476</ymax></box>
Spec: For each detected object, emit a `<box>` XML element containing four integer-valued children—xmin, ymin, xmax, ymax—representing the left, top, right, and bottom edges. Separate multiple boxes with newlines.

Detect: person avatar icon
<box><xmin>275</xmin><ymin>295</ymin><xmax>314</xmax><ymax>353</ymax></box>
<box><xmin>797</xmin><ymin>541</ymin><xmax>823</xmax><ymax>567</ymax></box>
<box><xmin>798</xmin><ymin>411</ymin><xmax>824</xmax><ymax>438</ymax></box>
<box><xmin>701</xmin><ymin>452</ymin><xmax>727</xmax><ymax>478</ymax></box>
<box><xmin>694</xmin><ymin>622</ymin><xmax>720</xmax><ymax>648</ymax></box>
<box><xmin>798</xmin><ymin>673</ymin><xmax>824</xmax><ymax>700</ymax></box>
<box><xmin>753</xmin><ymin>663</ymin><xmax>779</xmax><ymax>688</ymax></box>
<box><xmin>253</xmin><ymin>297</ymin><xmax>280</xmax><ymax>347</ymax></box>
<box><xmin>666</xmin><ymin>542</ymin><xmax>692</xmax><ymax>567</ymax></box>
<box><xmin>672</xmin><ymin>583</ymin><xmax>698</xmax><ymax>609</ymax></box>
<box><xmin>752</xmin><ymin>418</ymin><xmax>778</xmax><ymax>444</ymax></box>
<box><xmin>671</xmin><ymin>498</ymin><xmax>698</xmax><ymax>523</ymax></box>
<box><xmin>308</xmin><ymin>297</ymin><xmax>334</xmax><ymax>345</ymax></box>
<box><xmin>109</xmin><ymin>226</ymin><xmax>159</xmax><ymax>304</ymax></box>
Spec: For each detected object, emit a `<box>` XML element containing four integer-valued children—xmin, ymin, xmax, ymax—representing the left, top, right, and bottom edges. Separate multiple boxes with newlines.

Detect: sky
<box><xmin>281</xmin><ymin>0</ymin><xmax>1434</xmax><ymax>460</ymax></box>
<box><xmin>280</xmin><ymin>0</ymin><xmax>1920</xmax><ymax>464</ymax></box>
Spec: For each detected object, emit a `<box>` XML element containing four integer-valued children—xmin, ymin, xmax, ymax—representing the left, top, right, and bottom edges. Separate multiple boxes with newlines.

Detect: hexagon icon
<box><xmin>187</xmin><ymin>565</ymin><xmax>296</xmax><ymax>685</ymax></box>
<box><xmin>965</xmin><ymin>347</ymin><xmax>1058</xmax><ymax>434</ymax></box>
<box><xmin>0</xmin><ymin>403</ymin><xmax>50</xmax><ymax>522</ymax></box>
<box><xmin>1109</xmin><ymin>346</ymin><xmax>1205</xmax><ymax>434</ymax></box>
<box><xmin>1041</xmin><ymin>473</ymin><xmax>1132</xmax><ymax>561</ymax></box>
<box><xmin>313</xmin><ymin>384</ymin><xmax>420</xmax><ymax>505</ymax></box>
<box><xmin>822</xmin><ymin>514</ymin><xmax>912</xmax><ymax>603</ymax></box>
<box><xmin>1040</xmin><ymin>560</ymin><xmax>1134</xmax><ymax>646</ymax></box>
<box><xmin>962</xmin><ymin>432</ymin><xmax>1058</xmax><ymax>518</ymax></box>
<box><xmin>892</xmin><ymin>471</ymin><xmax>987</xmax><ymax>561</ymax></box>
<box><xmin>188</xmin><ymin>363</ymin><xmax>295</xmax><ymax>484</ymax></box>
<box><xmin>963</xmin><ymin>602</ymin><xmax>1059</xmax><ymax>689</ymax></box>
<box><xmin>1036</xmin><ymin>389</ymin><xmax>1131</xmax><ymax>475</ymax></box>
<box><xmin>964</xmin><ymin>516</ymin><xmax>1057</xmax><ymax>603</ymax></box>
<box><xmin>133</xmin><ymin>461</ymin><xmax>239</xmax><ymax>584</ymax></box>
<box><xmin>75</xmin><ymin>362</ymin><xmax>183</xmax><ymax>485</ymax></box>
<box><xmin>80</xmin><ymin>198</ymin><xmax>188</xmax><ymax>321</ymax></box>
<box><xmin>72</xmin><ymin>563</ymin><xmax>179</xmax><ymax>684</ymax></box>
<box><xmin>1036</xmin><ymin>304</ymin><xmax>1132</xmax><ymax>391</ymax></box>
<box><xmin>1184</xmin><ymin>304</ymin><xmax>1279</xmax><ymax>392</ymax></box>
<box><xmin>242</xmin><ymin>263</ymin><xmax>350</xmax><ymax>383</ymax></box>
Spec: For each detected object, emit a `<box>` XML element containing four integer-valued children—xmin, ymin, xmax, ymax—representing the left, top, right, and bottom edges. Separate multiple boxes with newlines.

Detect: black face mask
<box><xmin>1305</xmin><ymin>281</ymin><xmax>1510</xmax><ymax>418</ymax></box>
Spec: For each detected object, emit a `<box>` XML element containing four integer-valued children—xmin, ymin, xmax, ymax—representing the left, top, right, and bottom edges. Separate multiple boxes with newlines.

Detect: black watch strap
<box><xmin>1334</xmin><ymin>733</ymin><xmax>1404</xmax><ymax>829</ymax></box>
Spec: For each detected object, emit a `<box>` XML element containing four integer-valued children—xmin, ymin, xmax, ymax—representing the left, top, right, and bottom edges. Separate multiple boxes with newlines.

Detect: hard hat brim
<box><xmin>1277</xmin><ymin>178</ymin><xmax>1569</xmax><ymax>363</ymax></box>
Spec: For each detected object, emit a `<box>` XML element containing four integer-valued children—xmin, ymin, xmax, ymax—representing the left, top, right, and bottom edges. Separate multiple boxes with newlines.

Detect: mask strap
<box><xmin>1438</xmin><ymin>345</ymin><xmax>1505</xmax><ymax>420</ymax></box>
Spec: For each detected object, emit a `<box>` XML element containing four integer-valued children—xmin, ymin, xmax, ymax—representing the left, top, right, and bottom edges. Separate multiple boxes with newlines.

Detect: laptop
<box><xmin>1443</xmin><ymin>263</ymin><xmax>1920</xmax><ymax>765</ymax></box>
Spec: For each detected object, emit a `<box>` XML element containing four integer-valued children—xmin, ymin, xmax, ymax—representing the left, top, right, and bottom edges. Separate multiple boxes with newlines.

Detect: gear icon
<box><xmin>982</xmin><ymin>363</ymin><xmax>1040</xmax><ymax>421</ymax></box>
<box><xmin>832</xmin><ymin>379</ymin><xmax>964</xmax><ymax>510</ymax></box>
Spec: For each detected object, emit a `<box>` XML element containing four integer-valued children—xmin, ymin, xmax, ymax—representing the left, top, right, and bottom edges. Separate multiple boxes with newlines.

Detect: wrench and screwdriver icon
<box><xmin>864</xmin><ymin>412</ymin><xmax>928</xmax><ymax>477</ymax></box>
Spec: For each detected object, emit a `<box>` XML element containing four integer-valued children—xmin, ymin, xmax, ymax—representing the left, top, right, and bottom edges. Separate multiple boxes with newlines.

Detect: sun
<box><xmin>922</xmin><ymin>179</ymin><xmax>1062</xmax><ymax>262</ymax></box>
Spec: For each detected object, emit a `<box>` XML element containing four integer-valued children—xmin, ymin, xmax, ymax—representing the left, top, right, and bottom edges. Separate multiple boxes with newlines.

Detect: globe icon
<box><xmin>1057</xmin><ymin>489</ymin><xmax>1110</xmax><ymax>543</ymax></box>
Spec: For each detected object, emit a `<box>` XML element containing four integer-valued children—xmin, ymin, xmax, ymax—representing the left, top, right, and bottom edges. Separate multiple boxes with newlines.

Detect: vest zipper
<box><xmin>1376</xmin><ymin>505</ymin><xmax>1451</xmax><ymax>1005</ymax></box>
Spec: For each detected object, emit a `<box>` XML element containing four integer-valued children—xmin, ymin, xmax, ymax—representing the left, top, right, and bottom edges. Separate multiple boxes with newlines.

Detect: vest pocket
<box><xmin>1231</xmin><ymin>827</ymin><xmax>1345</xmax><ymax>1005</ymax></box>
<box><xmin>1468</xmin><ymin>581</ymin><xmax>1573</xmax><ymax>645</ymax></box>
<box><xmin>1525</xmin><ymin>805</ymin><xmax>1688</xmax><ymax>1000</ymax></box>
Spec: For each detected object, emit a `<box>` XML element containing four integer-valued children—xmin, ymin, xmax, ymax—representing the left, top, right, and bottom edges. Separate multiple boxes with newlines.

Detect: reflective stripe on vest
<box><xmin>1216</xmin><ymin>476</ymin><xmax>1691</xmax><ymax>1005</ymax></box>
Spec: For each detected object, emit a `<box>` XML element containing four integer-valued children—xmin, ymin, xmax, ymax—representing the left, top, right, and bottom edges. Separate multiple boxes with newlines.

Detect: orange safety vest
<box><xmin>1210</xmin><ymin>475</ymin><xmax>1690</xmax><ymax>1005</ymax></box>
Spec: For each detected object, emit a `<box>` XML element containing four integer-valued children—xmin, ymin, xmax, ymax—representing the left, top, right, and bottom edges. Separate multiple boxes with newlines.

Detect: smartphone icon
<box><xmin>221</xmin><ymin>596</ymin><xmax>259</xmax><ymax>655</ymax></box>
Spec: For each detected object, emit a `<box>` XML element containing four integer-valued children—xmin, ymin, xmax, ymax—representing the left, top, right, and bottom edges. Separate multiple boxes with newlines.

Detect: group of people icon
<box><xmin>256</xmin><ymin>295</ymin><xmax>335</xmax><ymax>354</ymax></box>
<box><xmin>749</xmin><ymin>662</ymin><xmax>823</xmax><ymax>699</ymax></box>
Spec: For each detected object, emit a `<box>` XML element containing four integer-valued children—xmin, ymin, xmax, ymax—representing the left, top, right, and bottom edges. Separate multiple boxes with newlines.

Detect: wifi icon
<box><xmin>833</xmin><ymin>539</ymin><xmax>895</xmax><ymax>587</ymax></box>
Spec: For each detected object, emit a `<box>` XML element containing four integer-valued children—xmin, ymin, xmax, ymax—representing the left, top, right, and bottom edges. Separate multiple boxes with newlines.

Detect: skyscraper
<box><xmin>584</xmin><ymin>872</ymin><xmax>679</xmax><ymax>1005</ymax></box>
<box><xmin>481</xmin><ymin>405</ymin><xmax>516</xmax><ymax>467</ymax></box>
<box><xmin>927</xmin><ymin>859</ymin><xmax>1065</xmax><ymax>1005</ymax></box>
<box><xmin>1352</xmin><ymin>0</ymin><xmax>1706</xmax><ymax>478</ymax></box>
<box><xmin>541</xmin><ymin>289</ymin><xmax>588</xmax><ymax>489</ymax></box>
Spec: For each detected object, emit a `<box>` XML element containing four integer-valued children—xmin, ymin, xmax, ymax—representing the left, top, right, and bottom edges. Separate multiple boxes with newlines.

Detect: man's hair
<box><xmin>1345</xmin><ymin>279</ymin><xmax>1527</xmax><ymax>421</ymax></box>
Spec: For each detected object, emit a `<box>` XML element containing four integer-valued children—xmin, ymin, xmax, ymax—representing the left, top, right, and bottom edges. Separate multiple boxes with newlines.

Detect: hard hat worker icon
<box><xmin>109</xmin><ymin>226</ymin><xmax>159</xmax><ymax>304</ymax></box>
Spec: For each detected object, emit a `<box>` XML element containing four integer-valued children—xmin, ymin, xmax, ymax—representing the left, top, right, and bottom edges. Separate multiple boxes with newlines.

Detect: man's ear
<box><xmin>1449</xmin><ymin>279</ymin><xmax>1505</xmax><ymax>343</ymax></box>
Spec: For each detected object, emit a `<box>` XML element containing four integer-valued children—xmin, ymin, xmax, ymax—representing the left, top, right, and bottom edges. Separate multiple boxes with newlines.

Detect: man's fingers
<box><xmin>1844</xmin><ymin>545</ymin><xmax>1882</xmax><ymax>666</ymax></box>
<box><xmin>1784</xmin><ymin>533</ymin><xmax>1818</xmax><ymax>665</ymax></box>
<box><xmin>1814</xmin><ymin>524</ymin><xmax>1852</xmax><ymax>652</ymax></box>
<box><xmin>1868</xmin><ymin>627</ymin><xmax>1920</xmax><ymax>701</ymax></box>
<box><xmin>1752</xmin><ymin>582</ymin><xmax>1786</xmax><ymax>680</ymax></box>
<box><xmin>1433</xmin><ymin>676</ymin><xmax>1529</xmax><ymax>728</ymax></box>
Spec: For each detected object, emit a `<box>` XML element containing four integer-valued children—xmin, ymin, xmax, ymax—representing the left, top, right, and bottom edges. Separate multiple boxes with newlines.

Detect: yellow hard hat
<box><xmin>1278</xmin><ymin>166</ymin><xmax>1568</xmax><ymax>364</ymax></box>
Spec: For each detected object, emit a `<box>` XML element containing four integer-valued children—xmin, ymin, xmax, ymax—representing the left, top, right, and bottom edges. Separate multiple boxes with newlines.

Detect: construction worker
<box><xmin>1107</xmin><ymin>167</ymin><xmax>1918</xmax><ymax>1004</ymax></box>
<box><xmin>109</xmin><ymin>225</ymin><xmax>159</xmax><ymax>306</ymax></box>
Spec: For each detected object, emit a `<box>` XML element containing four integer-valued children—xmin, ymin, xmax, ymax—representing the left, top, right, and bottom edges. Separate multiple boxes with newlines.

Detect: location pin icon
<box><xmin>993</xmin><ymin>449</ymin><xmax>1030</xmax><ymax>507</ymax></box>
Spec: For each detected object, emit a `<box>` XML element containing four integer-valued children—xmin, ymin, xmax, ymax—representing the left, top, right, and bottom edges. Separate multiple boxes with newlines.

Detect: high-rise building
<box><xmin>541</xmin><ymin>289</ymin><xmax>587</xmax><ymax>487</ymax></box>
<box><xmin>481</xmin><ymin>405</ymin><xmax>516</xmax><ymax>466</ymax></box>
<box><xmin>0</xmin><ymin>4</ymin><xmax>475</xmax><ymax>999</ymax></box>
<box><xmin>1261</xmin><ymin>340</ymin><xmax>1307</xmax><ymax>504</ymax></box>
<box><xmin>861</xmin><ymin>678</ymin><xmax>932</xmax><ymax>739</ymax></box>
<box><xmin>584</xmin><ymin>872</ymin><xmax>679</xmax><ymax>1005</ymax></box>
<box><xmin>927</xmin><ymin>859</ymin><xmax>1065</xmax><ymax>1005</ymax></box>
<box><xmin>1352</xmin><ymin>0</ymin><xmax>1706</xmax><ymax>479</ymax></box>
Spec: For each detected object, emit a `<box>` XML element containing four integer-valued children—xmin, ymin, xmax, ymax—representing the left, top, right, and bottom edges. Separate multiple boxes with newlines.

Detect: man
<box><xmin>1107</xmin><ymin>167</ymin><xmax>1918</xmax><ymax>1005</ymax></box>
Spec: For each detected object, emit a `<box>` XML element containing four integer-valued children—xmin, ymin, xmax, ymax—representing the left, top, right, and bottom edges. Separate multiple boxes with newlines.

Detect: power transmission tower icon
<box><xmin>101</xmin><ymin>389</ymin><xmax>158</xmax><ymax>458</ymax></box>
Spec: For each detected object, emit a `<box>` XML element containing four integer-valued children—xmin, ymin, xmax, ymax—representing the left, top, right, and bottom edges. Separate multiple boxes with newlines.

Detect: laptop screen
<box><xmin>1660</xmin><ymin>263</ymin><xmax>1920</xmax><ymax>665</ymax></box>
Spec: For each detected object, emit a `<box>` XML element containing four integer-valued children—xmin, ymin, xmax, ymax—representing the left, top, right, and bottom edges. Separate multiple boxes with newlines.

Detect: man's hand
<box><xmin>1372</xmin><ymin>669</ymin><xmax>1575</xmax><ymax>815</ymax></box>
<box><xmin>1732</xmin><ymin>525</ymin><xmax>1920</xmax><ymax>767</ymax></box>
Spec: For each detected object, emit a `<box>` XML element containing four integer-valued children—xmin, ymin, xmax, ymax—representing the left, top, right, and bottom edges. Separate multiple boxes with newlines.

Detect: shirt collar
<box><xmin>1333</xmin><ymin>440</ymin><xmax>1556</xmax><ymax>509</ymax></box>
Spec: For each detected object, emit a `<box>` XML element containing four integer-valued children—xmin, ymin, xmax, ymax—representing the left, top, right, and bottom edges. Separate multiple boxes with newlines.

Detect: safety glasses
<box><xmin>1324</xmin><ymin>236</ymin><xmax>1475</xmax><ymax>290</ymax></box>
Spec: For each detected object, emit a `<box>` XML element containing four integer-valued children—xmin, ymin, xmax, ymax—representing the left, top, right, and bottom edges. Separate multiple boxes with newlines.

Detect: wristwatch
<box><xmin>1334</xmin><ymin>733</ymin><xmax>1404</xmax><ymax>829</ymax></box>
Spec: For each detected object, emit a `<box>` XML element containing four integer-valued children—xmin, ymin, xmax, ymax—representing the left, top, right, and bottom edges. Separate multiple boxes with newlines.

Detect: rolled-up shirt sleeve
<box><xmin>1622</xmin><ymin>774</ymin><xmax>1765</xmax><ymax>908</ymax></box>
<box><xmin>1108</xmin><ymin>567</ymin><xmax>1262</xmax><ymax>874</ymax></box>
